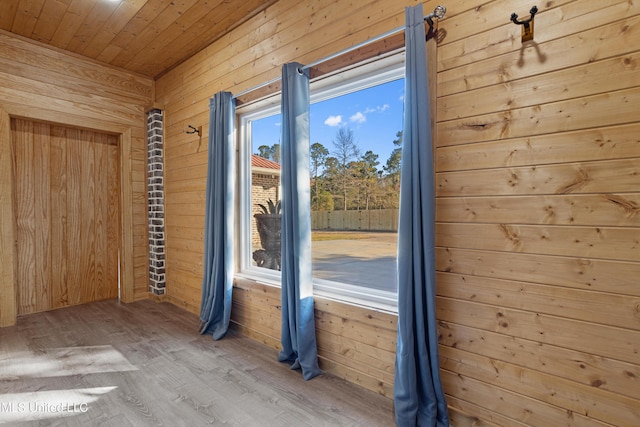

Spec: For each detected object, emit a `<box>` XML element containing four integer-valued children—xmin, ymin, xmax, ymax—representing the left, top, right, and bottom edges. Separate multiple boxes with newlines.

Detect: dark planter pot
<box><xmin>254</xmin><ymin>214</ymin><xmax>281</xmax><ymax>251</ymax></box>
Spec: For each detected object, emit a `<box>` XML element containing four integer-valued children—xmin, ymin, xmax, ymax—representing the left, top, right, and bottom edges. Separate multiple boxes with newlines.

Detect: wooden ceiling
<box><xmin>0</xmin><ymin>0</ymin><xmax>278</xmax><ymax>78</ymax></box>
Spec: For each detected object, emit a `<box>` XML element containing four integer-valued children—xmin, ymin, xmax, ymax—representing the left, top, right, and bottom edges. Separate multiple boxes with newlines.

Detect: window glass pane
<box><xmin>310</xmin><ymin>78</ymin><xmax>404</xmax><ymax>294</ymax></box>
<box><xmin>240</xmin><ymin>67</ymin><xmax>404</xmax><ymax>307</ymax></box>
<box><xmin>250</xmin><ymin>114</ymin><xmax>282</xmax><ymax>271</ymax></box>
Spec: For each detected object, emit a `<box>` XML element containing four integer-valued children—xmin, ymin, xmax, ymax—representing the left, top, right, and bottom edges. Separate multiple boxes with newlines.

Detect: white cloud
<box><xmin>324</xmin><ymin>115</ymin><xmax>343</xmax><ymax>126</ymax></box>
<box><xmin>350</xmin><ymin>112</ymin><xmax>366</xmax><ymax>123</ymax></box>
<box><xmin>362</xmin><ymin>104</ymin><xmax>390</xmax><ymax>115</ymax></box>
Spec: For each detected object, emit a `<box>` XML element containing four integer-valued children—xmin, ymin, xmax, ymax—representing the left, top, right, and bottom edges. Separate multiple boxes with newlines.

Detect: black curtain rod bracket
<box><xmin>424</xmin><ymin>5</ymin><xmax>446</xmax><ymax>34</ymax></box>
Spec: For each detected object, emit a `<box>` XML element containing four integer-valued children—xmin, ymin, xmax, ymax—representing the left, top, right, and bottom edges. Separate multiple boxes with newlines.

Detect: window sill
<box><xmin>233</xmin><ymin>274</ymin><xmax>398</xmax><ymax>316</ymax></box>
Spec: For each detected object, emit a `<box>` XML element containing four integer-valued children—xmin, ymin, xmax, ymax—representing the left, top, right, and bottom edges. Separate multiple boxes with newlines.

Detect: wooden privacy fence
<box><xmin>311</xmin><ymin>209</ymin><xmax>398</xmax><ymax>231</ymax></box>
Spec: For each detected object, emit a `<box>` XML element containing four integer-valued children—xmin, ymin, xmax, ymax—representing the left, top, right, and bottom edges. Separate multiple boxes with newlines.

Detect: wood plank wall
<box><xmin>153</xmin><ymin>0</ymin><xmax>415</xmax><ymax>399</ymax></box>
<box><xmin>0</xmin><ymin>30</ymin><xmax>153</xmax><ymax>324</ymax></box>
<box><xmin>11</xmin><ymin>119</ymin><xmax>120</xmax><ymax>315</ymax></box>
<box><xmin>434</xmin><ymin>1</ymin><xmax>640</xmax><ymax>426</ymax></box>
<box><xmin>0</xmin><ymin>110</ymin><xmax>16</xmax><ymax>326</ymax></box>
<box><xmin>154</xmin><ymin>0</ymin><xmax>640</xmax><ymax>426</ymax></box>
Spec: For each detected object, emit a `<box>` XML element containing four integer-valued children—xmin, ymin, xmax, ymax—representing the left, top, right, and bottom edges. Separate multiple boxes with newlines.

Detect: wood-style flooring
<box><xmin>0</xmin><ymin>299</ymin><xmax>394</xmax><ymax>426</ymax></box>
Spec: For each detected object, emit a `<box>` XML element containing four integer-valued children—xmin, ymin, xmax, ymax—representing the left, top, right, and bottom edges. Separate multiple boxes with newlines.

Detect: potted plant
<box><xmin>253</xmin><ymin>199</ymin><xmax>281</xmax><ymax>270</ymax></box>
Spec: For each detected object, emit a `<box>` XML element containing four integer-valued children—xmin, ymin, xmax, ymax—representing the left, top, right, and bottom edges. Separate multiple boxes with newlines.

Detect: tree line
<box><xmin>256</xmin><ymin>127</ymin><xmax>402</xmax><ymax>211</ymax></box>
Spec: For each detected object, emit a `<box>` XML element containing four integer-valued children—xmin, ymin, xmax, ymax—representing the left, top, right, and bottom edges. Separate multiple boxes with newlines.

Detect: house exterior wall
<box><xmin>251</xmin><ymin>172</ymin><xmax>280</xmax><ymax>249</ymax></box>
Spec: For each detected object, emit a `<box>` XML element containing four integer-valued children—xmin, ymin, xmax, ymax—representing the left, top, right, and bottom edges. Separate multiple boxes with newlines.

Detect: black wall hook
<box><xmin>186</xmin><ymin>125</ymin><xmax>201</xmax><ymax>136</ymax></box>
<box><xmin>511</xmin><ymin>6</ymin><xmax>538</xmax><ymax>42</ymax></box>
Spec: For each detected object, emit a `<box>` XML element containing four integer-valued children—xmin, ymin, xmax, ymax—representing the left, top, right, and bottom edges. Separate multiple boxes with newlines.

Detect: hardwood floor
<box><xmin>0</xmin><ymin>299</ymin><xmax>395</xmax><ymax>426</ymax></box>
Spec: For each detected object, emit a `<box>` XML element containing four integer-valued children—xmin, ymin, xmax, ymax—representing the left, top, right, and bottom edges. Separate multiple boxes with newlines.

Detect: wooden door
<box><xmin>11</xmin><ymin>118</ymin><xmax>120</xmax><ymax>315</ymax></box>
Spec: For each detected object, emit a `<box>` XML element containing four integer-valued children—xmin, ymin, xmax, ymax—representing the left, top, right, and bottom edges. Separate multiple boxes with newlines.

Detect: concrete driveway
<box><xmin>311</xmin><ymin>231</ymin><xmax>398</xmax><ymax>293</ymax></box>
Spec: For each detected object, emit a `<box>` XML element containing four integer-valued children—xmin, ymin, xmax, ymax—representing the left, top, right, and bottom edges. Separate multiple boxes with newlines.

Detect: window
<box><xmin>239</xmin><ymin>102</ymin><xmax>282</xmax><ymax>280</ymax></box>
<box><xmin>238</xmin><ymin>54</ymin><xmax>404</xmax><ymax>310</ymax></box>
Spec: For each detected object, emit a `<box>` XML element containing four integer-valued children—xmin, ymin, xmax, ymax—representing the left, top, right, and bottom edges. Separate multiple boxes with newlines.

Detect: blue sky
<box><xmin>251</xmin><ymin>78</ymin><xmax>404</xmax><ymax>171</ymax></box>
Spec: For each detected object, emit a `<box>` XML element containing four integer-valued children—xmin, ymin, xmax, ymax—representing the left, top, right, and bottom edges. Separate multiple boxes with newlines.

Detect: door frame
<box><xmin>0</xmin><ymin>107</ymin><xmax>136</xmax><ymax>327</ymax></box>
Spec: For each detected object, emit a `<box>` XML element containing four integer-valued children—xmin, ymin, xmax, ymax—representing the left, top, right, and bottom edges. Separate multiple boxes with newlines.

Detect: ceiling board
<box><xmin>1</xmin><ymin>0</ymin><xmax>278</xmax><ymax>77</ymax></box>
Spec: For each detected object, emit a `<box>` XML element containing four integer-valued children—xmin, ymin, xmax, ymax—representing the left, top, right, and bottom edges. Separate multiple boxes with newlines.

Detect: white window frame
<box><xmin>236</xmin><ymin>51</ymin><xmax>405</xmax><ymax>312</ymax></box>
<box><xmin>237</xmin><ymin>98</ymin><xmax>282</xmax><ymax>286</ymax></box>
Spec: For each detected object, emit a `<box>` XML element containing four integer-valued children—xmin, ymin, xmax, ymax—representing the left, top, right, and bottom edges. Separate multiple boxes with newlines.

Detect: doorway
<box><xmin>11</xmin><ymin>118</ymin><xmax>120</xmax><ymax>315</ymax></box>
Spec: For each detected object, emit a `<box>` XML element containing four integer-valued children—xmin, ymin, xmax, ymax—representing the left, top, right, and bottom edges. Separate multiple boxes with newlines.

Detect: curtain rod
<box><xmin>299</xmin><ymin>24</ymin><xmax>405</xmax><ymax>72</ymax></box>
<box><xmin>232</xmin><ymin>6</ymin><xmax>445</xmax><ymax>101</ymax></box>
<box><xmin>233</xmin><ymin>75</ymin><xmax>281</xmax><ymax>100</ymax></box>
<box><xmin>232</xmin><ymin>24</ymin><xmax>405</xmax><ymax>100</ymax></box>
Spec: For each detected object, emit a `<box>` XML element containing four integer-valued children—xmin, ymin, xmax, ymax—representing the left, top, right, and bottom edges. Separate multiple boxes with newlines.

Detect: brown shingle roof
<box><xmin>251</xmin><ymin>154</ymin><xmax>281</xmax><ymax>170</ymax></box>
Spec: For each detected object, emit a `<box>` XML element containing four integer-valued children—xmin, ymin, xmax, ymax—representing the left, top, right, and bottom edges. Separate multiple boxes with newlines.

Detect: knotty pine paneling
<box><xmin>154</xmin><ymin>0</ymin><xmax>640</xmax><ymax>424</ymax></box>
<box><xmin>441</xmin><ymin>345</ymin><xmax>639</xmax><ymax>427</ymax></box>
<box><xmin>232</xmin><ymin>279</ymin><xmax>398</xmax><ymax>399</ymax></box>
<box><xmin>440</xmin><ymin>371</ymin><xmax>608</xmax><ymax>427</ymax></box>
<box><xmin>438</xmin><ymin>4</ymin><xmax>640</xmax><ymax>93</ymax></box>
<box><xmin>436</xmin><ymin>123</ymin><xmax>640</xmax><ymax>172</ymax></box>
<box><xmin>432</xmin><ymin>0</ymin><xmax>640</xmax><ymax>425</ymax></box>
<box><xmin>0</xmin><ymin>0</ymin><xmax>277</xmax><ymax>77</ymax></box>
<box><xmin>437</xmin><ymin>193</ymin><xmax>640</xmax><ymax>226</ymax></box>
<box><xmin>436</xmin><ymin>246</ymin><xmax>638</xmax><ymax>296</ymax></box>
<box><xmin>156</xmin><ymin>0</ymin><xmax>417</xmax><ymax>399</ymax></box>
<box><xmin>436</xmin><ymin>222</ymin><xmax>640</xmax><ymax>261</ymax></box>
<box><xmin>0</xmin><ymin>30</ymin><xmax>153</xmax><ymax>317</ymax></box>
<box><xmin>437</xmin><ymin>88</ymin><xmax>639</xmax><ymax>147</ymax></box>
<box><xmin>438</xmin><ymin>320</ymin><xmax>640</xmax><ymax>401</ymax></box>
<box><xmin>437</xmin><ymin>158</ymin><xmax>639</xmax><ymax>196</ymax></box>
<box><xmin>11</xmin><ymin>119</ymin><xmax>120</xmax><ymax>315</ymax></box>
<box><xmin>0</xmin><ymin>110</ymin><xmax>16</xmax><ymax>326</ymax></box>
<box><xmin>439</xmin><ymin>52</ymin><xmax>640</xmax><ymax>123</ymax></box>
<box><xmin>156</xmin><ymin>0</ymin><xmax>410</xmax><ymax>121</ymax></box>
<box><xmin>437</xmin><ymin>271</ymin><xmax>639</xmax><ymax>330</ymax></box>
<box><xmin>437</xmin><ymin>0</ymin><xmax>635</xmax><ymax>70</ymax></box>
